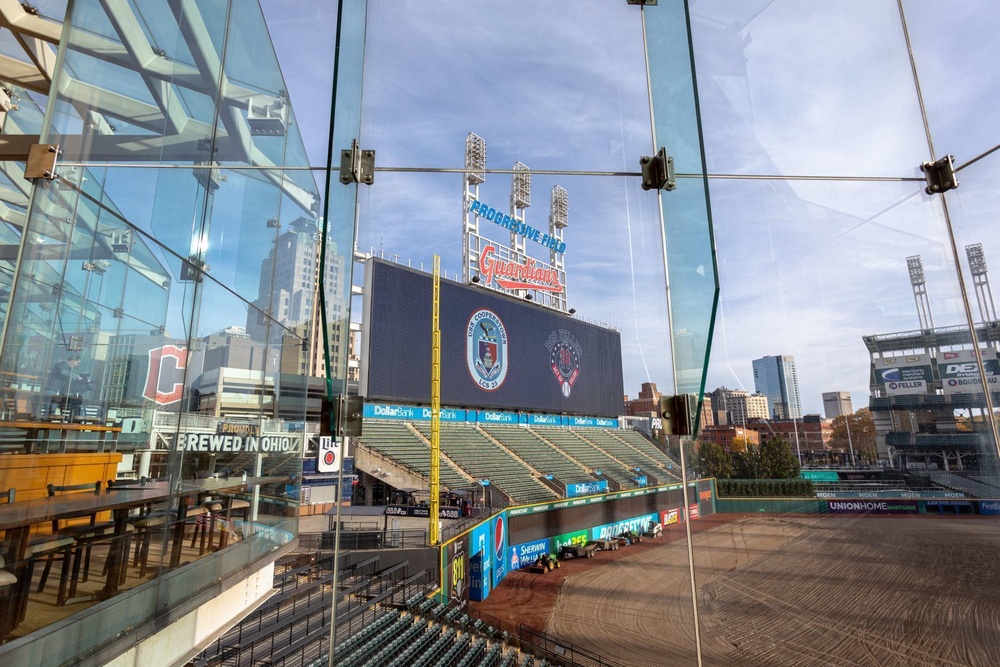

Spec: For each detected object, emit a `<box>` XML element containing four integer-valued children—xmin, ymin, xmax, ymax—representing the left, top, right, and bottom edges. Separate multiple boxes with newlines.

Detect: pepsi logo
<box><xmin>494</xmin><ymin>515</ymin><xmax>505</xmax><ymax>559</ymax></box>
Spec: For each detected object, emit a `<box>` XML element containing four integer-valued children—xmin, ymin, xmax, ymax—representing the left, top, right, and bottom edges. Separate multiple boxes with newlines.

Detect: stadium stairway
<box><xmin>480</xmin><ymin>424</ymin><xmax>593</xmax><ymax>490</ymax></box>
<box><xmin>357</xmin><ymin>420</ymin><xmax>474</xmax><ymax>491</ymax></box>
<box><xmin>580</xmin><ymin>429</ymin><xmax>682</xmax><ymax>483</ymax></box>
<box><xmin>412</xmin><ymin>422</ymin><xmax>558</xmax><ymax>505</ymax></box>
<box><xmin>530</xmin><ymin>427</ymin><xmax>638</xmax><ymax>488</ymax></box>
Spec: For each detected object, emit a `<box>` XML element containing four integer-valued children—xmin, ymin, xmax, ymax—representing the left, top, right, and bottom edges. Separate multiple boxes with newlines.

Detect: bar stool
<box><xmin>224</xmin><ymin>498</ymin><xmax>251</xmax><ymax>544</ymax></box>
<box><xmin>132</xmin><ymin>510</ymin><xmax>173</xmax><ymax>578</ymax></box>
<box><xmin>46</xmin><ymin>482</ymin><xmax>115</xmax><ymax>587</ymax></box>
<box><xmin>191</xmin><ymin>500</ymin><xmax>222</xmax><ymax>555</ymax></box>
<box><xmin>28</xmin><ymin>533</ymin><xmax>75</xmax><ymax>606</ymax></box>
<box><xmin>0</xmin><ymin>556</ymin><xmax>14</xmax><ymax>588</ymax></box>
<box><xmin>0</xmin><ymin>554</ymin><xmax>19</xmax><ymax>639</ymax></box>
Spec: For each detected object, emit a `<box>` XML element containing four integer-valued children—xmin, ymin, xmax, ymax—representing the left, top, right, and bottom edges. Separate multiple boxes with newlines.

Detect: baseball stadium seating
<box><xmin>928</xmin><ymin>471</ymin><xmax>998</xmax><ymax>498</ymax></box>
<box><xmin>360</xmin><ymin>419</ymin><xmax>682</xmax><ymax>504</ymax></box>
<box><xmin>531</xmin><ymin>427</ymin><xmax>642</xmax><ymax>487</ymax></box>
<box><xmin>480</xmin><ymin>424</ymin><xmax>593</xmax><ymax>486</ymax></box>
<box><xmin>359</xmin><ymin>421</ymin><xmax>472</xmax><ymax>490</ymax></box>
<box><xmin>412</xmin><ymin>423</ymin><xmax>558</xmax><ymax>504</ymax></box>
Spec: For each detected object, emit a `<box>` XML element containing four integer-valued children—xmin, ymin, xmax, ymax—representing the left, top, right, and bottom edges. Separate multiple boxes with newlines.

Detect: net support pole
<box><xmin>430</xmin><ymin>255</ymin><xmax>442</xmax><ymax>545</ymax></box>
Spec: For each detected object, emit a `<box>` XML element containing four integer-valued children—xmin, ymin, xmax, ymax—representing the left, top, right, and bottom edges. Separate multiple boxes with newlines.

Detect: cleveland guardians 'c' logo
<box><xmin>144</xmin><ymin>344</ymin><xmax>188</xmax><ymax>405</ymax></box>
<box><xmin>467</xmin><ymin>309</ymin><xmax>508</xmax><ymax>391</ymax></box>
<box><xmin>545</xmin><ymin>329</ymin><xmax>582</xmax><ymax>397</ymax></box>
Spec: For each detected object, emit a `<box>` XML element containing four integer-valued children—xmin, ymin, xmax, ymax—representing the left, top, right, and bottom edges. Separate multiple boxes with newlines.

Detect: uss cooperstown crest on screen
<box><xmin>467</xmin><ymin>308</ymin><xmax>509</xmax><ymax>391</ymax></box>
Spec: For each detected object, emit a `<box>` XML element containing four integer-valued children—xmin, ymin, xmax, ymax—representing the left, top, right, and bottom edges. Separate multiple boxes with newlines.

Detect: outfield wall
<box><xmin>439</xmin><ymin>479</ymin><xmax>716</xmax><ymax>605</ymax></box>
<box><xmin>716</xmin><ymin>497</ymin><xmax>993</xmax><ymax>514</ymax></box>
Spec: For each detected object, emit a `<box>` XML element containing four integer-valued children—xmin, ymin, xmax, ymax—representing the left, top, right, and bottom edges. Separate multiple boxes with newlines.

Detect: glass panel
<box><xmin>942</xmin><ymin>153</ymin><xmax>1000</xmax><ymax>472</ymax></box>
<box><xmin>645</xmin><ymin>1</ymin><xmax>719</xmax><ymax>419</ymax></box>
<box><xmin>689</xmin><ymin>0</ymin><xmax>928</xmax><ymax>178</ymax></box>
<box><xmin>320</xmin><ymin>0</ymin><xmax>366</xmax><ymax>395</ymax></box>
<box><xmin>903</xmin><ymin>0</ymin><xmax>1000</xmax><ymax>167</ymax></box>
<box><xmin>351</xmin><ymin>2</ymin><xmax>695</xmax><ymax>663</ymax></box>
<box><xmin>0</xmin><ymin>0</ymin><xmax>320</xmax><ymax>657</ymax></box>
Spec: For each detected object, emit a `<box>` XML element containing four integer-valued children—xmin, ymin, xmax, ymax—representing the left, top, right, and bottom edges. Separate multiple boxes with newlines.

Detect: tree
<box><xmin>732</xmin><ymin>444</ymin><xmax>762</xmax><ymax>479</ymax></box>
<box><xmin>829</xmin><ymin>408</ymin><xmax>878</xmax><ymax>464</ymax></box>
<box><xmin>758</xmin><ymin>436</ymin><xmax>800</xmax><ymax>479</ymax></box>
<box><xmin>665</xmin><ymin>437</ymin><xmax>698</xmax><ymax>477</ymax></box>
<box><xmin>698</xmin><ymin>440</ymin><xmax>733</xmax><ymax>479</ymax></box>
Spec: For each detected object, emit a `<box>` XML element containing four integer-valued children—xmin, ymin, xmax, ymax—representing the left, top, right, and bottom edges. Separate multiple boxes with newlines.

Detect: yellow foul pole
<box><xmin>430</xmin><ymin>255</ymin><xmax>441</xmax><ymax>545</ymax></box>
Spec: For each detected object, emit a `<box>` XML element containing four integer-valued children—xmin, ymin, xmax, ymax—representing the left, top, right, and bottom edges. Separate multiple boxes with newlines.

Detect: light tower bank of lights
<box><xmin>462</xmin><ymin>132</ymin><xmax>570</xmax><ymax>312</ymax></box>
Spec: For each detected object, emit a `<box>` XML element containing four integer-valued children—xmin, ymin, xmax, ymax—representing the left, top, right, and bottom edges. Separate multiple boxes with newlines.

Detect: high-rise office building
<box><xmin>822</xmin><ymin>391</ymin><xmax>854</xmax><ymax>419</ymax></box>
<box><xmin>752</xmin><ymin>355</ymin><xmax>802</xmax><ymax>420</ymax></box>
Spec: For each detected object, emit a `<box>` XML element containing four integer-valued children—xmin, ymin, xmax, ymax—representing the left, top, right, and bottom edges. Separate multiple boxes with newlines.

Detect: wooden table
<box><xmin>0</xmin><ymin>486</ymin><xmax>170</xmax><ymax>633</ymax></box>
<box><xmin>5</xmin><ymin>420</ymin><xmax>122</xmax><ymax>454</ymax></box>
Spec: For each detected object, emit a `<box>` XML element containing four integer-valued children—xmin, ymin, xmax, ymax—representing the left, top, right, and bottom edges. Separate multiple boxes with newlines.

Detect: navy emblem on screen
<box><xmin>546</xmin><ymin>329</ymin><xmax>582</xmax><ymax>397</ymax></box>
<box><xmin>467</xmin><ymin>309</ymin><xmax>509</xmax><ymax>391</ymax></box>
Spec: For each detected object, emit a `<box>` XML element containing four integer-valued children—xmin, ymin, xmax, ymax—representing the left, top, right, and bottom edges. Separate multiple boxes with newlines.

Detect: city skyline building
<box><xmin>822</xmin><ymin>391</ymin><xmax>854</xmax><ymax>420</ymax></box>
<box><xmin>753</xmin><ymin>355</ymin><xmax>803</xmax><ymax>420</ymax></box>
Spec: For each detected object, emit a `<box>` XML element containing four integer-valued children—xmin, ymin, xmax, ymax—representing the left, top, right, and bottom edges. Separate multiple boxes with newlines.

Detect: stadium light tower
<box><xmin>509</xmin><ymin>161</ymin><xmax>531</xmax><ymax>256</ymax></box>
<box><xmin>548</xmin><ymin>185</ymin><xmax>569</xmax><ymax>312</ymax></box>
<box><xmin>966</xmin><ymin>243</ymin><xmax>998</xmax><ymax>324</ymax></box>
<box><xmin>462</xmin><ymin>133</ymin><xmax>487</xmax><ymax>283</ymax></box>
<box><xmin>907</xmin><ymin>255</ymin><xmax>935</xmax><ymax>332</ymax></box>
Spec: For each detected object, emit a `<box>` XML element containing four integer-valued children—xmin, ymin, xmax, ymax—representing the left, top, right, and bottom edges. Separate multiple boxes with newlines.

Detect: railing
<box><xmin>298</xmin><ymin>529</ymin><xmax>430</xmax><ymax>550</ymax></box>
<box><xmin>519</xmin><ymin>625</ymin><xmax>627</xmax><ymax>667</ymax></box>
<box><xmin>460</xmin><ymin>605</ymin><xmax>625</xmax><ymax>667</ymax></box>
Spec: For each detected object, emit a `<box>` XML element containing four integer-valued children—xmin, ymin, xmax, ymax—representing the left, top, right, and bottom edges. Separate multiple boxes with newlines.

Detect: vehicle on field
<box><xmin>617</xmin><ymin>530</ymin><xmax>642</xmax><ymax>546</ymax></box>
<box><xmin>591</xmin><ymin>538</ymin><xmax>619</xmax><ymax>551</ymax></box>
<box><xmin>644</xmin><ymin>522</ymin><xmax>663</xmax><ymax>538</ymax></box>
<box><xmin>560</xmin><ymin>542</ymin><xmax>598</xmax><ymax>559</ymax></box>
<box><xmin>529</xmin><ymin>553</ymin><xmax>561</xmax><ymax>573</ymax></box>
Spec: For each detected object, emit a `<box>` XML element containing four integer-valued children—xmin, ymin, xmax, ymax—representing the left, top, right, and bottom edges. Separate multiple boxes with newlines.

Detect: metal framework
<box><xmin>907</xmin><ymin>255</ymin><xmax>936</xmax><ymax>334</ymax></box>
<box><xmin>461</xmin><ymin>134</ymin><xmax>569</xmax><ymax>312</ymax></box>
<box><xmin>966</xmin><ymin>243</ymin><xmax>998</xmax><ymax>324</ymax></box>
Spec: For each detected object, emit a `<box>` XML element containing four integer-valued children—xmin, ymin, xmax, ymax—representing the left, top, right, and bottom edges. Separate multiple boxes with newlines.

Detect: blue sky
<box><xmin>258</xmin><ymin>0</ymin><xmax>1000</xmax><ymax>416</ymax></box>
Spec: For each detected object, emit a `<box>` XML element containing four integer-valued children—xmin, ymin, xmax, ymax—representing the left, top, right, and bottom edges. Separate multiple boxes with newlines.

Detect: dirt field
<box><xmin>472</xmin><ymin>515</ymin><xmax>1000</xmax><ymax>667</ymax></box>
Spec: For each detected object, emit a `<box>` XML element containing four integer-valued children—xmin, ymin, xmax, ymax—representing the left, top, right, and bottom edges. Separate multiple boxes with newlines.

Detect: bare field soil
<box><xmin>478</xmin><ymin>515</ymin><xmax>1000</xmax><ymax>667</ymax></box>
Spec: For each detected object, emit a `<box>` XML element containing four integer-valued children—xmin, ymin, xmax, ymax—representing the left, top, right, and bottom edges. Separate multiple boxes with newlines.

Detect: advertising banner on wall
<box><xmin>978</xmin><ymin>500</ymin><xmax>1000</xmax><ymax>515</ymax></box>
<box><xmin>528</xmin><ymin>413</ymin><xmax>563</xmax><ymax>426</ymax></box>
<box><xmin>447</xmin><ymin>537</ymin><xmax>469</xmax><ymax>606</ymax></box>
<box><xmin>875</xmin><ymin>354</ymin><xmax>932</xmax><ymax>396</ymax></box>
<box><xmin>551</xmin><ymin>530</ymin><xmax>589</xmax><ymax>553</ymax></box>
<box><xmin>566</xmin><ymin>480</ymin><xmax>608</xmax><ymax>498</ymax></box>
<box><xmin>509</xmin><ymin>538</ymin><xmax>549</xmax><ymax>571</ymax></box>
<box><xmin>826</xmin><ymin>500</ymin><xmax>919</xmax><ymax>514</ymax></box>
<box><xmin>590</xmin><ymin>513</ymin><xmax>659</xmax><ymax>541</ymax></box>
<box><xmin>363</xmin><ymin>403</ymin><xmax>468</xmax><ymax>422</ymax></box>
<box><xmin>661</xmin><ymin>508</ymin><xmax>680</xmax><ymax>527</ymax></box>
<box><xmin>938</xmin><ymin>349</ymin><xmax>1000</xmax><ymax>395</ymax></box>
<box><xmin>468</xmin><ymin>520</ymin><xmax>493</xmax><ymax>602</ymax></box>
<box><xmin>688</xmin><ymin>504</ymin><xmax>700</xmax><ymax>520</ymax></box>
<box><xmin>491</xmin><ymin>513</ymin><xmax>508</xmax><ymax>589</ymax></box>
<box><xmin>385</xmin><ymin>505</ymin><xmax>461</xmax><ymax>520</ymax></box>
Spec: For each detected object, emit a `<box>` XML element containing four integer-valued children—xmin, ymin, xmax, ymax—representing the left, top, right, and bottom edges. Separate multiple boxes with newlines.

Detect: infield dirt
<box><xmin>471</xmin><ymin>514</ymin><xmax>1000</xmax><ymax>667</ymax></box>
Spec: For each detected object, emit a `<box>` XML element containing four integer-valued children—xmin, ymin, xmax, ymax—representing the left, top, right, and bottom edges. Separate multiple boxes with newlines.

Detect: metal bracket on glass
<box><xmin>340</xmin><ymin>140</ymin><xmax>375</xmax><ymax>185</ymax></box>
<box><xmin>24</xmin><ymin>143</ymin><xmax>59</xmax><ymax>180</ymax></box>
<box><xmin>920</xmin><ymin>155</ymin><xmax>958</xmax><ymax>195</ymax></box>
<box><xmin>658</xmin><ymin>394</ymin><xmax>693</xmax><ymax>436</ymax></box>
<box><xmin>180</xmin><ymin>255</ymin><xmax>210</xmax><ymax>282</ymax></box>
<box><xmin>626</xmin><ymin>0</ymin><xmax>657</xmax><ymax>5</ymax></box>
<box><xmin>640</xmin><ymin>147</ymin><xmax>675</xmax><ymax>191</ymax></box>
